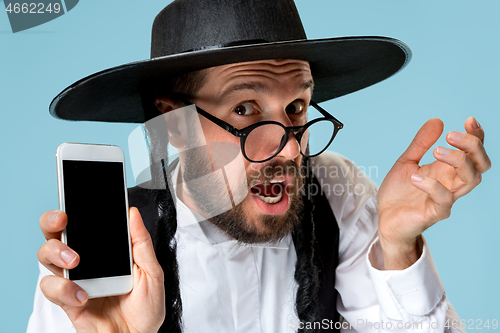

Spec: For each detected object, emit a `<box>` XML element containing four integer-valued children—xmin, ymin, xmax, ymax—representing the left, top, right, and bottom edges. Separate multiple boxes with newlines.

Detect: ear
<box><xmin>154</xmin><ymin>97</ymin><xmax>187</xmax><ymax>149</ymax></box>
<box><xmin>154</xmin><ymin>97</ymin><xmax>183</xmax><ymax>114</ymax></box>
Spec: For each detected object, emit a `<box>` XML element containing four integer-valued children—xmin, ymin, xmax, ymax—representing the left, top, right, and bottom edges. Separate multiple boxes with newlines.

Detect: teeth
<box><xmin>255</xmin><ymin>191</ymin><xmax>283</xmax><ymax>204</ymax></box>
<box><xmin>270</xmin><ymin>179</ymin><xmax>285</xmax><ymax>184</ymax></box>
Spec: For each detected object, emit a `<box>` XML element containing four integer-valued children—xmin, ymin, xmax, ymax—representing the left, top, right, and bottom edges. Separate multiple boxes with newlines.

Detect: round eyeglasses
<box><xmin>185</xmin><ymin>100</ymin><xmax>343</xmax><ymax>163</ymax></box>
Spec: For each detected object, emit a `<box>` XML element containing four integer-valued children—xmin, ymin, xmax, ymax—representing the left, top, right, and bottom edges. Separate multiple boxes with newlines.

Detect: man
<box><xmin>28</xmin><ymin>0</ymin><xmax>491</xmax><ymax>332</ymax></box>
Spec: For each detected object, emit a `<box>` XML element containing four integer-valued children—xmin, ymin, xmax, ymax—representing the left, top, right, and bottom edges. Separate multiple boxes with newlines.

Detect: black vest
<box><xmin>128</xmin><ymin>174</ymin><xmax>340</xmax><ymax>332</ymax></box>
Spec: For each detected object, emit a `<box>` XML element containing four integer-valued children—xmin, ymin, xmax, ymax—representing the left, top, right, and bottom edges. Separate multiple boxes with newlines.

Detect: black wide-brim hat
<box><xmin>50</xmin><ymin>0</ymin><xmax>411</xmax><ymax>123</ymax></box>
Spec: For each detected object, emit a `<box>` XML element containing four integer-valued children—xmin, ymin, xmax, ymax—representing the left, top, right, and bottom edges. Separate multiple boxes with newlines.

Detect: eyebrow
<box><xmin>219</xmin><ymin>79</ymin><xmax>315</xmax><ymax>100</ymax></box>
<box><xmin>301</xmin><ymin>79</ymin><xmax>315</xmax><ymax>94</ymax></box>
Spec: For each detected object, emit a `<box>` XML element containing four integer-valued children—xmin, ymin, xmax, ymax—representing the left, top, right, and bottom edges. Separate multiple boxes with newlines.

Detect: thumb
<box><xmin>398</xmin><ymin>118</ymin><xmax>444</xmax><ymax>164</ymax></box>
<box><xmin>129</xmin><ymin>207</ymin><xmax>162</xmax><ymax>276</ymax></box>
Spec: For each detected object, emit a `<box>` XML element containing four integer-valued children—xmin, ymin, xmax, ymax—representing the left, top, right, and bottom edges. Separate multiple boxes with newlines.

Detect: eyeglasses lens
<box><xmin>244</xmin><ymin>124</ymin><xmax>286</xmax><ymax>162</ymax></box>
<box><xmin>243</xmin><ymin>119</ymin><xmax>336</xmax><ymax>162</ymax></box>
<box><xmin>304</xmin><ymin>120</ymin><xmax>336</xmax><ymax>156</ymax></box>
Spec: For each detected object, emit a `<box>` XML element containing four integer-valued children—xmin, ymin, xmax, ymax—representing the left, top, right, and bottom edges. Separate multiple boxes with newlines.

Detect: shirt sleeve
<box><xmin>365</xmin><ymin>236</ymin><xmax>464</xmax><ymax>332</ymax></box>
<box><xmin>26</xmin><ymin>262</ymin><xmax>76</xmax><ymax>333</ymax></box>
<box><xmin>311</xmin><ymin>151</ymin><xmax>464</xmax><ymax>333</ymax></box>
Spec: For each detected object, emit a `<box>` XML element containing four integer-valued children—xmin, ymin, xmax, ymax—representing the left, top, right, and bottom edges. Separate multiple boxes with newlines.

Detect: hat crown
<box><xmin>151</xmin><ymin>0</ymin><xmax>307</xmax><ymax>58</ymax></box>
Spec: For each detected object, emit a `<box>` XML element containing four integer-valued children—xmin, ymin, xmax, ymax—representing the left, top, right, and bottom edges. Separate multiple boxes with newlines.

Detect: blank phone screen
<box><xmin>63</xmin><ymin>160</ymin><xmax>131</xmax><ymax>281</ymax></box>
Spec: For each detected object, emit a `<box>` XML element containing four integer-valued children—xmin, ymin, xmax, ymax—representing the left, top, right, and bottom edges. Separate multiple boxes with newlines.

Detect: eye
<box><xmin>233</xmin><ymin>102</ymin><xmax>259</xmax><ymax>116</ymax></box>
<box><xmin>285</xmin><ymin>100</ymin><xmax>305</xmax><ymax>115</ymax></box>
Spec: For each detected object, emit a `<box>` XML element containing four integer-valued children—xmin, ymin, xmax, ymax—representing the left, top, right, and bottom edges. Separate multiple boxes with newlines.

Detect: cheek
<box><xmin>295</xmin><ymin>155</ymin><xmax>303</xmax><ymax>171</ymax></box>
<box><xmin>199</xmin><ymin>117</ymin><xmax>244</xmax><ymax>172</ymax></box>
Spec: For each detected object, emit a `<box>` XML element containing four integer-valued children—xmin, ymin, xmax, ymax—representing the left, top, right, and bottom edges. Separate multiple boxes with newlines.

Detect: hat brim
<box><xmin>50</xmin><ymin>36</ymin><xmax>411</xmax><ymax>123</ymax></box>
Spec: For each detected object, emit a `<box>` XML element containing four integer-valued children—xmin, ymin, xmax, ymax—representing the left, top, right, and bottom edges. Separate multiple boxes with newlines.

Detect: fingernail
<box><xmin>448</xmin><ymin>132</ymin><xmax>464</xmax><ymax>141</ymax></box>
<box><xmin>437</xmin><ymin>147</ymin><xmax>452</xmax><ymax>155</ymax></box>
<box><xmin>473</xmin><ymin>119</ymin><xmax>480</xmax><ymax>129</ymax></box>
<box><xmin>412</xmin><ymin>174</ymin><xmax>424</xmax><ymax>182</ymax></box>
<box><xmin>48</xmin><ymin>210</ymin><xmax>62</xmax><ymax>224</ymax></box>
<box><xmin>61</xmin><ymin>250</ymin><xmax>77</xmax><ymax>264</ymax></box>
<box><xmin>76</xmin><ymin>290</ymin><xmax>88</xmax><ymax>303</ymax></box>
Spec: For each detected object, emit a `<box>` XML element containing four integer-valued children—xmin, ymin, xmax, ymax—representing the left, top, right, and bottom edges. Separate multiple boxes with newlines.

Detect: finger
<box><xmin>39</xmin><ymin>210</ymin><xmax>67</xmax><ymax>241</ymax></box>
<box><xmin>410</xmin><ymin>174</ymin><xmax>453</xmax><ymax>222</ymax></box>
<box><xmin>40</xmin><ymin>275</ymin><xmax>88</xmax><ymax>308</ymax></box>
<box><xmin>446</xmin><ymin>131</ymin><xmax>491</xmax><ymax>174</ymax></box>
<box><xmin>433</xmin><ymin>147</ymin><xmax>481</xmax><ymax>198</ymax></box>
<box><xmin>464</xmin><ymin>116</ymin><xmax>485</xmax><ymax>144</ymax></box>
<box><xmin>129</xmin><ymin>207</ymin><xmax>163</xmax><ymax>279</ymax></box>
<box><xmin>398</xmin><ymin>118</ymin><xmax>444</xmax><ymax>164</ymax></box>
<box><xmin>37</xmin><ymin>239</ymin><xmax>80</xmax><ymax>276</ymax></box>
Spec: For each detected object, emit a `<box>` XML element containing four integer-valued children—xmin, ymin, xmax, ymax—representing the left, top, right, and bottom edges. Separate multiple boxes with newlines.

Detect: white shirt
<box><xmin>27</xmin><ymin>151</ymin><xmax>464</xmax><ymax>332</ymax></box>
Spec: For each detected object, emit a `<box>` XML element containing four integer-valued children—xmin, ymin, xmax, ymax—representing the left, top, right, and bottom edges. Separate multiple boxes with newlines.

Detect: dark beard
<box><xmin>208</xmin><ymin>160</ymin><xmax>304</xmax><ymax>244</ymax></box>
<box><xmin>181</xmin><ymin>143</ymin><xmax>305</xmax><ymax>244</ymax></box>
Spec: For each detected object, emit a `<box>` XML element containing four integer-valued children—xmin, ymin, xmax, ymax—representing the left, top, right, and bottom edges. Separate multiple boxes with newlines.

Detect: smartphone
<box><xmin>56</xmin><ymin>143</ymin><xmax>133</xmax><ymax>298</ymax></box>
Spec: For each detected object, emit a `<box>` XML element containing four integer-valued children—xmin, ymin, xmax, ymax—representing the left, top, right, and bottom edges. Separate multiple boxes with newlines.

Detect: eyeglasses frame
<box><xmin>182</xmin><ymin>99</ymin><xmax>344</xmax><ymax>163</ymax></box>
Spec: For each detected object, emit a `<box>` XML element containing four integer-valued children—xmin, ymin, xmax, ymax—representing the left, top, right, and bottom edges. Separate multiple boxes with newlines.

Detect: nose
<box><xmin>276</xmin><ymin>130</ymin><xmax>301</xmax><ymax>162</ymax></box>
<box><xmin>273</xmin><ymin>107</ymin><xmax>302</xmax><ymax>161</ymax></box>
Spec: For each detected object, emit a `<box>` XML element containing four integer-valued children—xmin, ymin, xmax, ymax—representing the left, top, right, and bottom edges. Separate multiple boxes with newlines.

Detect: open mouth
<box><xmin>250</xmin><ymin>179</ymin><xmax>284</xmax><ymax>204</ymax></box>
<box><xmin>249</xmin><ymin>176</ymin><xmax>293</xmax><ymax>215</ymax></box>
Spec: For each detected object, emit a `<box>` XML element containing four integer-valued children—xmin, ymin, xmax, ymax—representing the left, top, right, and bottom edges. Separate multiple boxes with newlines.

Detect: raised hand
<box><xmin>37</xmin><ymin>208</ymin><xmax>165</xmax><ymax>332</ymax></box>
<box><xmin>377</xmin><ymin>117</ymin><xmax>491</xmax><ymax>269</ymax></box>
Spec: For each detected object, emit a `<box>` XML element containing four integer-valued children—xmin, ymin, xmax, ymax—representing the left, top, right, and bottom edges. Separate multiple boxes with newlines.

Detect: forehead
<box><xmin>200</xmin><ymin>59</ymin><xmax>313</xmax><ymax>99</ymax></box>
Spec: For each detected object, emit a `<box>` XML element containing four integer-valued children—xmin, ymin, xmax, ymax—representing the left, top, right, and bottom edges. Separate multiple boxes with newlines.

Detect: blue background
<box><xmin>1</xmin><ymin>1</ymin><xmax>498</xmax><ymax>331</ymax></box>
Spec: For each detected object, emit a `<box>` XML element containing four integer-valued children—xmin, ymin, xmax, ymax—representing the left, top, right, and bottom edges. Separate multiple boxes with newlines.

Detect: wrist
<box><xmin>378</xmin><ymin>233</ymin><xmax>423</xmax><ymax>270</ymax></box>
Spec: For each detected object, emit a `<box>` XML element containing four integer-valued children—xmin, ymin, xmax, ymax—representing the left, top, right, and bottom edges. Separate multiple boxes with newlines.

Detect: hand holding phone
<box><xmin>36</xmin><ymin>143</ymin><xmax>165</xmax><ymax>332</ymax></box>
